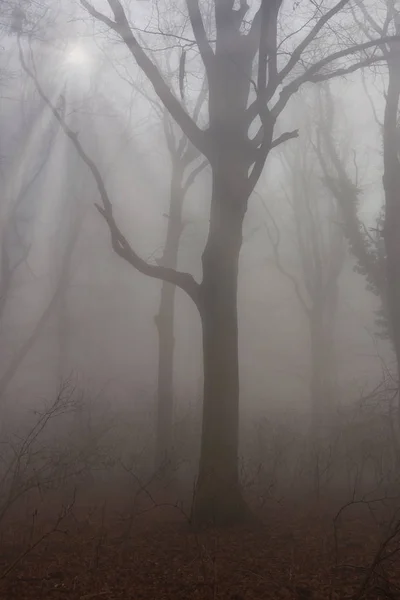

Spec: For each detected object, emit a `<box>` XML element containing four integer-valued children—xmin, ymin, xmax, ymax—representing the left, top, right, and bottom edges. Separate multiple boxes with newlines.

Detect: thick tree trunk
<box><xmin>193</xmin><ymin>170</ymin><xmax>249</xmax><ymax>525</ymax></box>
<box><xmin>190</xmin><ymin>29</ymin><xmax>255</xmax><ymax>519</ymax></box>
<box><xmin>154</xmin><ymin>162</ymin><xmax>185</xmax><ymax>470</ymax></box>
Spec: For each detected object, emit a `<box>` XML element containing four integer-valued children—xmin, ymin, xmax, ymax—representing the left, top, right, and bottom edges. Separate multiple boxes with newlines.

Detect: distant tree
<box><xmin>0</xmin><ymin>85</ymin><xmax>61</xmax><ymax>398</ymax></box>
<box><xmin>53</xmin><ymin>130</ymin><xmax>87</xmax><ymax>384</ymax></box>
<box><xmin>0</xmin><ymin>33</ymin><xmax>82</xmax><ymax>402</ymax></box>
<box><xmin>317</xmin><ymin>0</ymin><xmax>400</xmax><ymax>438</ymax></box>
<box><xmin>360</xmin><ymin>3</ymin><xmax>400</xmax><ymax>403</ymax></box>
<box><xmin>0</xmin><ymin>99</ymin><xmax>53</xmax><ymax>319</ymax></box>
<box><xmin>261</xmin><ymin>117</ymin><xmax>345</xmax><ymax>433</ymax></box>
<box><xmin>21</xmin><ymin>0</ymin><xmax>400</xmax><ymax>524</ymax></box>
<box><xmin>315</xmin><ymin>85</ymin><xmax>388</xmax><ymax>341</ymax></box>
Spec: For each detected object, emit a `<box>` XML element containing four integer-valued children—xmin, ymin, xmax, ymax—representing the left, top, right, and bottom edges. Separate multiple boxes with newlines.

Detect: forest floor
<box><xmin>0</xmin><ymin>484</ymin><xmax>399</xmax><ymax>600</ymax></box>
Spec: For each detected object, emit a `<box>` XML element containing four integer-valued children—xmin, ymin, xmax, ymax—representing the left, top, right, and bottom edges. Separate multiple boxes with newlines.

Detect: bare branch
<box><xmin>356</xmin><ymin>0</ymin><xmax>396</xmax><ymax>39</ymax></box>
<box><xmin>354</xmin><ymin>0</ymin><xmax>383</xmax><ymax>37</ymax></box>
<box><xmin>278</xmin><ymin>0</ymin><xmax>351</xmax><ymax>85</ymax></box>
<box><xmin>307</xmin><ymin>54</ymin><xmax>387</xmax><ymax>84</ymax></box>
<box><xmin>80</xmin><ymin>0</ymin><xmax>210</xmax><ymax>158</ymax></box>
<box><xmin>80</xmin><ymin>0</ymin><xmax>115</xmax><ymax>28</ymax></box>
<box><xmin>255</xmin><ymin>191</ymin><xmax>311</xmax><ymax>316</ymax></box>
<box><xmin>186</xmin><ymin>0</ymin><xmax>215</xmax><ymax>78</ymax></box>
<box><xmin>314</xmin><ymin>87</ymin><xmax>384</xmax><ymax>300</ymax></box>
<box><xmin>271</xmin><ymin>37</ymin><xmax>396</xmax><ymax>117</ymax></box>
<box><xmin>94</xmin><ymin>203</ymin><xmax>199</xmax><ymax>305</ymax></box>
<box><xmin>17</xmin><ymin>36</ymin><xmax>201</xmax><ymax>308</ymax></box>
<box><xmin>271</xmin><ymin>129</ymin><xmax>299</xmax><ymax>149</ymax></box>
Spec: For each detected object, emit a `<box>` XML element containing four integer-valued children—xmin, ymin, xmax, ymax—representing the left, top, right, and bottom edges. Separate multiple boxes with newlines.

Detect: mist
<box><xmin>0</xmin><ymin>0</ymin><xmax>399</xmax><ymax>597</ymax></box>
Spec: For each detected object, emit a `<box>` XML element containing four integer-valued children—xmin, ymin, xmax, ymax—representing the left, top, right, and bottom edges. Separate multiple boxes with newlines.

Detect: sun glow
<box><xmin>65</xmin><ymin>45</ymin><xmax>90</xmax><ymax>67</ymax></box>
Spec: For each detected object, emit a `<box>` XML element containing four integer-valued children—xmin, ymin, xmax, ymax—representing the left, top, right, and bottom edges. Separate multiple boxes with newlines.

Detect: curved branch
<box><xmin>18</xmin><ymin>37</ymin><xmax>201</xmax><ymax>309</ymax></box>
<box><xmin>95</xmin><ymin>203</ymin><xmax>200</xmax><ymax>303</ymax></box>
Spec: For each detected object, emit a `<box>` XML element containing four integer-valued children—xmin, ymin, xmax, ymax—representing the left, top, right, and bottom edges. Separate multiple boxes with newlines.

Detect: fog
<box><xmin>0</xmin><ymin>0</ymin><xmax>400</xmax><ymax>596</ymax></box>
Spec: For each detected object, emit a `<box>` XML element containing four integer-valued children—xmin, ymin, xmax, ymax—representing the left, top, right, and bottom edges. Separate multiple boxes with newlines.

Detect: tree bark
<box><xmin>193</xmin><ymin>167</ymin><xmax>249</xmax><ymax>525</ymax></box>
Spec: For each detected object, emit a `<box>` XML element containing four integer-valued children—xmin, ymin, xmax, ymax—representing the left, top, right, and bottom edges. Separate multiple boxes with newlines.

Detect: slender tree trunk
<box><xmin>154</xmin><ymin>160</ymin><xmax>185</xmax><ymax>470</ymax></box>
<box><xmin>57</xmin><ymin>289</ymin><xmax>69</xmax><ymax>382</ymax></box>
<box><xmin>309</xmin><ymin>307</ymin><xmax>326</xmax><ymax>433</ymax></box>
<box><xmin>155</xmin><ymin>281</ymin><xmax>175</xmax><ymax>467</ymax></box>
<box><xmin>193</xmin><ymin>169</ymin><xmax>248</xmax><ymax>525</ymax></box>
<box><xmin>309</xmin><ymin>283</ymin><xmax>339</xmax><ymax>434</ymax></box>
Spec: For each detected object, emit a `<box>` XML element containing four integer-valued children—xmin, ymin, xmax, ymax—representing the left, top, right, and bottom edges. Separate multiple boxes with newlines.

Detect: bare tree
<box><xmin>346</xmin><ymin>0</ymin><xmax>400</xmax><ymax>394</ymax></box>
<box><xmin>315</xmin><ymin>85</ymin><xmax>387</xmax><ymax>338</ymax></box>
<box><xmin>262</xmin><ymin>120</ymin><xmax>345</xmax><ymax>433</ymax></box>
<box><xmin>20</xmin><ymin>0</ymin><xmax>400</xmax><ymax>524</ymax></box>
<box><xmin>314</xmin><ymin>1</ymin><xmax>400</xmax><ymax>448</ymax></box>
<box><xmin>351</xmin><ymin>0</ymin><xmax>400</xmax><ymax>397</ymax></box>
